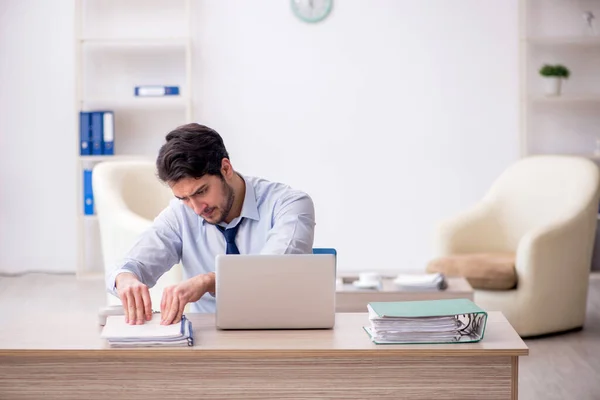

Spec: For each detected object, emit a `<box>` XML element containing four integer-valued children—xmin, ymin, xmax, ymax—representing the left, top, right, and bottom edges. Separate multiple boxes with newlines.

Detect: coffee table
<box><xmin>336</xmin><ymin>274</ymin><xmax>474</xmax><ymax>312</ymax></box>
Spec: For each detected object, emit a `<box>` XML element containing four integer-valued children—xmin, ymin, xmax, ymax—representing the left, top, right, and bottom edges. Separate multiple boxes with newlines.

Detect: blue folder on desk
<box><xmin>364</xmin><ymin>299</ymin><xmax>488</xmax><ymax>344</ymax></box>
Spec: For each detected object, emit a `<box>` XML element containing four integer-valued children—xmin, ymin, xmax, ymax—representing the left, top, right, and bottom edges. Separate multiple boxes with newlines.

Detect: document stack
<box><xmin>393</xmin><ymin>272</ymin><xmax>447</xmax><ymax>291</ymax></box>
<box><xmin>364</xmin><ymin>299</ymin><xmax>488</xmax><ymax>344</ymax></box>
<box><xmin>101</xmin><ymin>314</ymin><xmax>193</xmax><ymax>348</ymax></box>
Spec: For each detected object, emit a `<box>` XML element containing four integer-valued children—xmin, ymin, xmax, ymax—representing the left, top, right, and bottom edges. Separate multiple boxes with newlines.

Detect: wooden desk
<box><xmin>0</xmin><ymin>312</ymin><xmax>527</xmax><ymax>400</ymax></box>
<box><xmin>337</xmin><ymin>276</ymin><xmax>474</xmax><ymax>312</ymax></box>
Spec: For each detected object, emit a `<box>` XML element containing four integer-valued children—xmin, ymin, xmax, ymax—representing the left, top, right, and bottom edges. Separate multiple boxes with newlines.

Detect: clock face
<box><xmin>291</xmin><ymin>0</ymin><xmax>333</xmax><ymax>23</ymax></box>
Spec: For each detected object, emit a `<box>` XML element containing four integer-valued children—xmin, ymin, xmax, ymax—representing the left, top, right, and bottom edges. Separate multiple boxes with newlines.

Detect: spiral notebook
<box><xmin>101</xmin><ymin>314</ymin><xmax>194</xmax><ymax>348</ymax></box>
<box><xmin>364</xmin><ymin>299</ymin><xmax>488</xmax><ymax>344</ymax></box>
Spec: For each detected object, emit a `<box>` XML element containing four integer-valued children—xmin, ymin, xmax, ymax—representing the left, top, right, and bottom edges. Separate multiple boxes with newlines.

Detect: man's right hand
<box><xmin>115</xmin><ymin>272</ymin><xmax>152</xmax><ymax>325</ymax></box>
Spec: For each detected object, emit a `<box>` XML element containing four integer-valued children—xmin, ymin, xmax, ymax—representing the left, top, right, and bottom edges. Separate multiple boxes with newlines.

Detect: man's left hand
<box><xmin>160</xmin><ymin>273</ymin><xmax>214</xmax><ymax>325</ymax></box>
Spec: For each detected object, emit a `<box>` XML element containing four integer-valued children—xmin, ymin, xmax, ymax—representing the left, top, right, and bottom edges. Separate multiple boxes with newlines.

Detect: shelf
<box><xmin>81</xmin><ymin>96</ymin><xmax>188</xmax><ymax>109</ymax></box>
<box><xmin>530</xmin><ymin>94</ymin><xmax>600</xmax><ymax>103</ymax></box>
<box><xmin>562</xmin><ymin>154</ymin><xmax>600</xmax><ymax>162</ymax></box>
<box><xmin>529</xmin><ymin>153</ymin><xmax>600</xmax><ymax>162</ymax></box>
<box><xmin>525</xmin><ymin>36</ymin><xmax>600</xmax><ymax>46</ymax></box>
<box><xmin>585</xmin><ymin>154</ymin><xmax>600</xmax><ymax>161</ymax></box>
<box><xmin>79</xmin><ymin>37</ymin><xmax>189</xmax><ymax>47</ymax></box>
<box><xmin>78</xmin><ymin>155</ymin><xmax>152</xmax><ymax>162</ymax></box>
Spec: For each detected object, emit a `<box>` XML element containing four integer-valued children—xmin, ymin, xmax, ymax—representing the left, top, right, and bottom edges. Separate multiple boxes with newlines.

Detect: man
<box><xmin>106</xmin><ymin>123</ymin><xmax>315</xmax><ymax>325</ymax></box>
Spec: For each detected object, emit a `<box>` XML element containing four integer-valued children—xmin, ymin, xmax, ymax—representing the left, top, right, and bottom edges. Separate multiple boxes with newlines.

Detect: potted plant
<box><xmin>539</xmin><ymin>64</ymin><xmax>570</xmax><ymax>96</ymax></box>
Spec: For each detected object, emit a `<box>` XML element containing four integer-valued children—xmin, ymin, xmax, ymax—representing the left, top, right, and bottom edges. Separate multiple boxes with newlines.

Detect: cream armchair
<box><xmin>92</xmin><ymin>160</ymin><xmax>182</xmax><ymax>308</ymax></box>
<box><xmin>432</xmin><ymin>155</ymin><xmax>600</xmax><ymax>337</ymax></box>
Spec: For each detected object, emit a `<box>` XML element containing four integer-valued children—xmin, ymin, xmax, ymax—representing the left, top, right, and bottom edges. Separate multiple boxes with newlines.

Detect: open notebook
<box><xmin>393</xmin><ymin>272</ymin><xmax>447</xmax><ymax>291</ymax></box>
<box><xmin>364</xmin><ymin>299</ymin><xmax>488</xmax><ymax>344</ymax></box>
<box><xmin>101</xmin><ymin>314</ymin><xmax>194</xmax><ymax>348</ymax></box>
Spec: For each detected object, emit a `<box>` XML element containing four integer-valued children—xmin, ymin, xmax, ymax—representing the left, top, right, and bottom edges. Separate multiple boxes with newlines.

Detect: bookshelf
<box><xmin>80</xmin><ymin>37</ymin><xmax>189</xmax><ymax>46</ymax></box>
<box><xmin>520</xmin><ymin>0</ymin><xmax>600</xmax><ymax>159</ymax></box>
<box><xmin>521</xmin><ymin>0</ymin><xmax>600</xmax><ymax>272</ymax></box>
<box><xmin>74</xmin><ymin>0</ymin><xmax>193</xmax><ymax>278</ymax></box>
<box><xmin>82</xmin><ymin>96</ymin><xmax>189</xmax><ymax>109</ymax></box>
<box><xmin>529</xmin><ymin>94</ymin><xmax>600</xmax><ymax>103</ymax></box>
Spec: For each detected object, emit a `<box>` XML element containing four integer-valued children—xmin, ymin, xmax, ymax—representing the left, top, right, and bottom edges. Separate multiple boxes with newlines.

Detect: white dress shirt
<box><xmin>106</xmin><ymin>174</ymin><xmax>315</xmax><ymax>313</ymax></box>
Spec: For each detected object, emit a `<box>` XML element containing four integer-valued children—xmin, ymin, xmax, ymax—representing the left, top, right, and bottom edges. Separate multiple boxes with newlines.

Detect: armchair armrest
<box><xmin>516</xmin><ymin>212</ymin><xmax>595</xmax><ymax>293</ymax></box>
<box><xmin>510</xmin><ymin>210</ymin><xmax>596</xmax><ymax>333</ymax></box>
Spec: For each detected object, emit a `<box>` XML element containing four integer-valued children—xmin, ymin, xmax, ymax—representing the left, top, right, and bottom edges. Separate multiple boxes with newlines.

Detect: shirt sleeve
<box><xmin>260</xmin><ymin>190</ymin><xmax>316</xmax><ymax>255</ymax></box>
<box><xmin>106</xmin><ymin>205</ymin><xmax>183</xmax><ymax>297</ymax></box>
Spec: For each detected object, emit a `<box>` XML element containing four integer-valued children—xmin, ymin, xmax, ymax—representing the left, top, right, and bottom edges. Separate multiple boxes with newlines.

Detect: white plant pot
<box><xmin>543</xmin><ymin>77</ymin><xmax>562</xmax><ymax>96</ymax></box>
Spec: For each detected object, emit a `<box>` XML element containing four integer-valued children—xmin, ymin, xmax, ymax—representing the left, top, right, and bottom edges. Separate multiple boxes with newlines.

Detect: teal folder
<box><xmin>364</xmin><ymin>299</ymin><xmax>488</xmax><ymax>345</ymax></box>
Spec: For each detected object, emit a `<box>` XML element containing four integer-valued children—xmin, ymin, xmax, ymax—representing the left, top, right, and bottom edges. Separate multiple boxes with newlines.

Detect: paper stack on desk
<box><xmin>364</xmin><ymin>299</ymin><xmax>487</xmax><ymax>344</ymax></box>
<box><xmin>393</xmin><ymin>272</ymin><xmax>447</xmax><ymax>291</ymax></box>
<box><xmin>101</xmin><ymin>314</ymin><xmax>194</xmax><ymax>348</ymax></box>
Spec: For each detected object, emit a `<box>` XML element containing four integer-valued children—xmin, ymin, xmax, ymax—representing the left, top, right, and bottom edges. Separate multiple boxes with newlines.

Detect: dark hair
<box><xmin>156</xmin><ymin>123</ymin><xmax>230</xmax><ymax>183</ymax></box>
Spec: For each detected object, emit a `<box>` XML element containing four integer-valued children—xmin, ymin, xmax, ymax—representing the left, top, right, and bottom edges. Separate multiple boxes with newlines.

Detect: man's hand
<box><xmin>115</xmin><ymin>272</ymin><xmax>152</xmax><ymax>325</ymax></box>
<box><xmin>161</xmin><ymin>273</ymin><xmax>215</xmax><ymax>325</ymax></box>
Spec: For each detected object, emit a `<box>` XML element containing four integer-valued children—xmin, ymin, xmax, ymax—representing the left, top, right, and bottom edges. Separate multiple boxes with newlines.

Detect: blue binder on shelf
<box><xmin>83</xmin><ymin>169</ymin><xmax>94</xmax><ymax>215</ymax></box>
<box><xmin>90</xmin><ymin>112</ymin><xmax>104</xmax><ymax>155</ymax></box>
<box><xmin>79</xmin><ymin>112</ymin><xmax>91</xmax><ymax>155</ymax></box>
<box><xmin>134</xmin><ymin>85</ymin><xmax>180</xmax><ymax>96</ymax></box>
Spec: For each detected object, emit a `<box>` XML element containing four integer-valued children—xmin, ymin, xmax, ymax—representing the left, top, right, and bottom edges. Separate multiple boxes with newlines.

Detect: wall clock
<box><xmin>291</xmin><ymin>0</ymin><xmax>333</xmax><ymax>23</ymax></box>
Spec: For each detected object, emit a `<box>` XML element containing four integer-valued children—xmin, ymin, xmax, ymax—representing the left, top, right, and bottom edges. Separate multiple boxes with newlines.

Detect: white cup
<box><xmin>358</xmin><ymin>272</ymin><xmax>381</xmax><ymax>285</ymax></box>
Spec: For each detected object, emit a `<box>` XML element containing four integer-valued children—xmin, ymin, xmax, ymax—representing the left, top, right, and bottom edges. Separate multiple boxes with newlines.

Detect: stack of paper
<box><xmin>364</xmin><ymin>299</ymin><xmax>488</xmax><ymax>344</ymax></box>
<box><xmin>393</xmin><ymin>272</ymin><xmax>447</xmax><ymax>291</ymax></box>
<box><xmin>101</xmin><ymin>314</ymin><xmax>194</xmax><ymax>348</ymax></box>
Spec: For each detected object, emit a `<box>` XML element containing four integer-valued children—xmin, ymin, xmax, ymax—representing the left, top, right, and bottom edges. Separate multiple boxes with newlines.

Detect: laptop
<box><xmin>215</xmin><ymin>254</ymin><xmax>336</xmax><ymax>330</ymax></box>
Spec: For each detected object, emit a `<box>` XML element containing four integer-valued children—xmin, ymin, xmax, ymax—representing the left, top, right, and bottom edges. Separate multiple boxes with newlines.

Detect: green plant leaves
<box><xmin>539</xmin><ymin>64</ymin><xmax>570</xmax><ymax>78</ymax></box>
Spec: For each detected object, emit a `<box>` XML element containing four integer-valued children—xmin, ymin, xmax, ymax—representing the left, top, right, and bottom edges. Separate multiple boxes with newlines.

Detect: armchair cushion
<box><xmin>426</xmin><ymin>253</ymin><xmax>517</xmax><ymax>290</ymax></box>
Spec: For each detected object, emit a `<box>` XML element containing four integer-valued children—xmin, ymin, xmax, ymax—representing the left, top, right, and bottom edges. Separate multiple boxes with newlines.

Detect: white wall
<box><xmin>0</xmin><ymin>0</ymin><xmax>77</xmax><ymax>273</ymax></box>
<box><xmin>0</xmin><ymin>0</ymin><xmax>520</xmax><ymax>274</ymax></box>
<box><xmin>193</xmin><ymin>0</ymin><xmax>520</xmax><ymax>272</ymax></box>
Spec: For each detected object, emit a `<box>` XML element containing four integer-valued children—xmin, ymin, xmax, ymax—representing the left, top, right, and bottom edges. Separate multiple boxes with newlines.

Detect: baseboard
<box><xmin>523</xmin><ymin>325</ymin><xmax>584</xmax><ymax>340</ymax></box>
<box><xmin>0</xmin><ymin>270</ymin><xmax>75</xmax><ymax>277</ymax></box>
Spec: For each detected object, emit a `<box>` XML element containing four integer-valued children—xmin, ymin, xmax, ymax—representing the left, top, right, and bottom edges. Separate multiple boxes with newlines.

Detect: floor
<box><xmin>0</xmin><ymin>273</ymin><xmax>599</xmax><ymax>399</ymax></box>
<box><xmin>519</xmin><ymin>274</ymin><xmax>600</xmax><ymax>400</ymax></box>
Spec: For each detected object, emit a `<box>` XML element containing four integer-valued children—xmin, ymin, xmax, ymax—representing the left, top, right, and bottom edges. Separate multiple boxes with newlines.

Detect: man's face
<box><xmin>170</xmin><ymin>174</ymin><xmax>235</xmax><ymax>225</ymax></box>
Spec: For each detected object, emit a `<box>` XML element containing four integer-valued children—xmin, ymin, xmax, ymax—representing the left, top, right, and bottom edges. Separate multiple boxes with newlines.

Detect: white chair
<box><xmin>92</xmin><ymin>160</ymin><xmax>182</xmax><ymax>308</ymax></box>
<box><xmin>432</xmin><ymin>155</ymin><xmax>600</xmax><ymax>337</ymax></box>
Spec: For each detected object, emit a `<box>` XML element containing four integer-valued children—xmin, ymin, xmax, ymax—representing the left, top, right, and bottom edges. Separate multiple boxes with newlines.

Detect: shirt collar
<box><xmin>201</xmin><ymin>173</ymin><xmax>260</xmax><ymax>227</ymax></box>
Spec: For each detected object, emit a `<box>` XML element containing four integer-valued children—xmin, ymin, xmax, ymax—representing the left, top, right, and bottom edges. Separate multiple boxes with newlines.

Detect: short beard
<box><xmin>214</xmin><ymin>177</ymin><xmax>235</xmax><ymax>225</ymax></box>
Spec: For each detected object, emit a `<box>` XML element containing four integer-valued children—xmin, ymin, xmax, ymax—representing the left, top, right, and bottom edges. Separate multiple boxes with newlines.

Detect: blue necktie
<box><xmin>217</xmin><ymin>220</ymin><xmax>242</xmax><ymax>255</ymax></box>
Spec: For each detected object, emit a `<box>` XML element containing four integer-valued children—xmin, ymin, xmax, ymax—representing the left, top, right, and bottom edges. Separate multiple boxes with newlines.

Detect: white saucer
<box><xmin>352</xmin><ymin>280</ymin><xmax>381</xmax><ymax>289</ymax></box>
